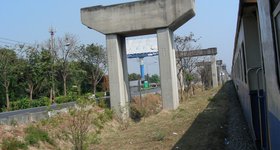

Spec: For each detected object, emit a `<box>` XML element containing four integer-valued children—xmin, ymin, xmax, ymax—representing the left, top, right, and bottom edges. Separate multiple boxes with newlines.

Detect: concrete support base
<box><xmin>211</xmin><ymin>55</ymin><xmax>218</xmax><ymax>88</ymax></box>
<box><xmin>106</xmin><ymin>35</ymin><xmax>130</xmax><ymax>118</ymax></box>
<box><xmin>157</xmin><ymin>28</ymin><xmax>179</xmax><ymax>109</ymax></box>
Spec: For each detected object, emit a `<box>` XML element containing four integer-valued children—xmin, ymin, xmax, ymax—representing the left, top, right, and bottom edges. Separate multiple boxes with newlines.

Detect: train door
<box><xmin>243</xmin><ymin>6</ymin><xmax>269</xmax><ymax>150</ymax></box>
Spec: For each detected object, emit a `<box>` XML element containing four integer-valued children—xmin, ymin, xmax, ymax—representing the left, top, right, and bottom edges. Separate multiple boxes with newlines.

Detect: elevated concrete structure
<box><xmin>81</xmin><ymin>0</ymin><xmax>195</xmax><ymax>36</ymax></box>
<box><xmin>176</xmin><ymin>48</ymin><xmax>218</xmax><ymax>88</ymax></box>
<box><xmin>176</xmin><ymin>48</ymin><xmax>217</xmax><ymax>58</ymax></box>
<box><xmin>81</xmin><ymin>0</ymin><xmax>195</xmax><ymax>117</ymax></box>
<box><xmin>196</xmin><ymin>60</ymin><xmax>224</xmax><ymax>87</ymax></box>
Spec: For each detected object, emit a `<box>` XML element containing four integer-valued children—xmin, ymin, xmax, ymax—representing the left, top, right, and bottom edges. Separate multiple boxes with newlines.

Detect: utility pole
<box><xmin>49</xmin><ymin>27</ymin><xmax>56</xmax><ymax>102</ymax></box>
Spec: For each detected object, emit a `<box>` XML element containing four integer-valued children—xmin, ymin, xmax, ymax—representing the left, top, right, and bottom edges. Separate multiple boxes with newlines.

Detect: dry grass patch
<box><xmin>130</xmin><ymin>94</ymin><xmax>162</xmax><ymax>121</ymax></box>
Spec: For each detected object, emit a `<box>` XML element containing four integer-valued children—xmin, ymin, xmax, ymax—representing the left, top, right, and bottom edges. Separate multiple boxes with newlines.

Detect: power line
<box><xmin>0</xmin><ymin>40</ymin><xmax>15</xmax><ymax>45</ymax></box>
<box><xmin>0</xmin><ymin>37</ymin><xmax>32</xmax><ymax>45</ymax></box>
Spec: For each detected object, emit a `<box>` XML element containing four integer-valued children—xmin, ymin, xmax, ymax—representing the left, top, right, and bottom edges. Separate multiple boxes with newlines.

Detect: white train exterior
<box><xmin>232</xmin><ymin>0</ymin><xmax>280</xmax><ymax>149</ymax></box>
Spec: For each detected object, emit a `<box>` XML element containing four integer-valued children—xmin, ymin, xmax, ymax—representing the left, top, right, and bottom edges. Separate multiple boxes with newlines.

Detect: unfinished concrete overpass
<box><xmin>176</xmin><ymin>48</ymin><xmax>219</xmax><ymax>88</ymax></box>
<box><xmin>81</xmin><ymin>0</ymin><xmax>195</xmax><ymax>117</ymax></box>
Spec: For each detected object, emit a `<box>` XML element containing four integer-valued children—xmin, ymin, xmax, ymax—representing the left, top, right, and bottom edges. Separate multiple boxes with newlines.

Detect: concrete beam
<box><xmin>81</xmin><ymin>0</ymin><xmax>195</xmax><ymax>36</ymax></box>
<box><xmin>196</xmin><ymin>60</ymin><xmax>222</xmax><ymax>66</ymax></box>
<box><xmin>176</xmin><ymin>47</ymin><xmax>217</xmax><ymax>58</ymax></box>
<box><xmin>157</xmin><ymin>28</ymin><xmax>179</xmax><ymax>109</ymax></box>
<box><xmin>106</xmin><ymin>35</ymin><xmax>130</xmax><ymax>118</ymax></box>
<box><xmin>196</xmin><ymin>61</ymin><xmax>211</xmax><ymax>67</ymax></box>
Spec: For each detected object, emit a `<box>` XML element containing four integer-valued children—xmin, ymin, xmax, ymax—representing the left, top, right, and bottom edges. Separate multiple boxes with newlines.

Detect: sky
<box><xmin>0</xmin><ymin>0</ymin><xmax>239</xmax><ymax>75</ymax></box>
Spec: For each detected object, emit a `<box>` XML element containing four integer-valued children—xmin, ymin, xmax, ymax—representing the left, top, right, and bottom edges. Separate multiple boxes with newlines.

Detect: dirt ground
<box><xmin>93</xmin><ymin>81</ymin><xmax>255</xmax><ymax>150</ymax></box>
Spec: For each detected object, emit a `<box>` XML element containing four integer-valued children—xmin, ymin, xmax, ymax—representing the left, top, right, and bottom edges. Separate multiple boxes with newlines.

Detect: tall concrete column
<box><xmin>106</xmin><ymin>34</ymin><xmax>130</xmax><ymax>118</ymax></box>
<box><xmin>211</xmin><ymin>55</ymin><xmax>218</xmax><ymax>88</ymax></box>
<box><xmin>157</xmin><ymin>28</ymin><xmax>179</xmax><ymax>110</ymax></box>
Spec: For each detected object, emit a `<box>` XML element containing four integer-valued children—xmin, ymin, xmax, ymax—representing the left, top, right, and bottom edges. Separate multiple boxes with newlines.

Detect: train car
<box><xmin>232</xmin><ymin>0</ymin><xmax>280</xmax><ymax>149</ymax></box>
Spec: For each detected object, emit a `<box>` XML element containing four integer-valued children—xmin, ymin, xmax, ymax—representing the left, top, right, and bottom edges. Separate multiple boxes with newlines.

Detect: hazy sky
<box><xmin>0</xmin><ymin>0</ymin><xmax>239</xmax><ymax>75</ymax></box>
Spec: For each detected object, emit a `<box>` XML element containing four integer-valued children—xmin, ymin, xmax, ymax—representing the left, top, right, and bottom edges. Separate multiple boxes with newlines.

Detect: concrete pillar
<box><xmin>157</xmin><ymin>28</ymin><xmax>179</xmax><ymax>109</ymax></box>
<box><xmin>211</xmin><ymin>55</ymin><xmax>218</xmax><ymax>88</ymax></box>
<box><xmin>106</xmin><ymin>34</ymin><xmax>130</xmax><ymax>118</ymax></box>
<box><xmin>217</xmin><ymin>65</ymin><xmax>222</xmax><ymax>85</ymax></box>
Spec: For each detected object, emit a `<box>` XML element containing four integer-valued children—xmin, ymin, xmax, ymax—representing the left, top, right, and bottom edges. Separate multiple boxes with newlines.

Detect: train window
<box><xmin>242</xmin><ymin>43</ymin><xmax>247</xmax><ymax>83</ymax></box>
<box><xmin>273</xmin><ymin>3</ymin><xmax>280</xmax><ymax>86</ymax></box>
<box><xmin>240</xmin><ymin>53</ymin><xmax>243</xmax><ymax>81</ymax></box>
<box><xmin>238</xmin><ymin>54</ymin><xmax>242</xmax><ymax>80</ymax></box>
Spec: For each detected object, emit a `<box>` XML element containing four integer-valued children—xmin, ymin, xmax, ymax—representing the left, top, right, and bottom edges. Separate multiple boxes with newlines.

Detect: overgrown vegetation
<box><xmin>151</xmin><ymin>129</ymin><xmax>166</xmax><ymax>141</ymax></box>
<box><xmin>24</xmin><ymin>126</ymin><xmax>54</xmax><ymax>146</ymax></box>
<box><xmin>39</xmin><ymin>97</ymin><xmax>113</xmax><ymax>150</ymax></box>
<box><xmin>130</xmin><ymin>94</ymin><xmax>162</xmax><ymax>121</ymax></box>
<box><xmin>0</xmin><ymin>125</ymin><xmax>54</xmax><ymax>150</ymax></box>
<box><xmin>1</xmin><ymin>138</ymin><xmax>27</xmax><ymax>150</ymax></box>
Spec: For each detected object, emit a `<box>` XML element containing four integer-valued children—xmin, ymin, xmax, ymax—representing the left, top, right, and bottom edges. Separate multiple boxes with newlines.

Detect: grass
<box><xmin>1</xmin><ymin>138</ymin><xmax>27</xmax><ymax>150</ymax></box>
<box><xmin>92</xmin><ymin>86</ymin><xmax>227</xmax><ymax>150</ymax></box>
<box><xmin>1</xmin><ymin>82</ymin><xmax>235</xmax><ymax>150</ymax></box>
<box><xmin>24</xmin><ymin>126</ymin><xmax>54</xmax><ymax>146</ymax></box>
<box><xmin>130</xmin><ymin>94</ymin><xmax>162</xmax><ymax>121</ymax></box>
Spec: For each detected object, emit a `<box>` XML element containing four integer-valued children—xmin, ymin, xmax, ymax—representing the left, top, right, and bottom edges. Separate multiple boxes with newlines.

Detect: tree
<box><xmin>38</xmin><ymin>49</ymin><xmax>53</xmax><ymax>99</ymax></box>
<box><xmin>20</xmin><ymin>46</ymin><xmax>45</xmax><ymax>100</ymax></box>
<box><xmin>175</xmin><ymin>33</ymin><xmax>200</xmax><ymax>101</ymax></box>
<box><xmin>56</xmin><ymin>34</ymin><xmax>79</xmax><ymax>96</ymax></box>
<box><xmin>128</xmin><ymin>73</ymin><xmax>140</xmax><ymax>81</ymax></box>
<box><xmin>149</xmin><ymin>74</ymin><xmax>160</xmax><ymax>83</ymax></box>
<box><xmin>69</xmin><ymin>61</ymin><xmax>87</xmax><ymax>95</ymax></box>
<box><xmin>102</xmin><ymin>75</ymin><xmax>109</xmax><ymax>92</ymax></box>
<box><xmin>77</xmin><ymin>44</ymin><xmax>107</xmax><ymax>94</ymax></box>
<box><xmin>0</xmin><ymin>48</ymin><xmax>17</xmax><ymax>110</ymax></box>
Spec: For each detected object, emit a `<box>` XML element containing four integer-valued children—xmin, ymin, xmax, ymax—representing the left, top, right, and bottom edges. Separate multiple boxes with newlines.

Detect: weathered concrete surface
<box><xmin>176</xmin><ymin>48</ymin><xmax>217</xmax><ymax>58</ymax></box>
<box><xmin>211</xmin><ymin>55</ymin><xmax>218</xmax><ymax>88</ymax></box>
<box><xmin>196</xmin><ymin>61</ymin><xmax>211</xmax><ymax>67</ymax></box>
<box><xmin>106</xmin><ymin>35</ymin><xmax>130</xmax><ymax>117</ymax></box>
<box><xmin>81</xmin><ymin>0</ymin><xmax>195</xmax><ymax>36</ymax></box>
<box><xmin>157</xmin><ymin>28</ymin><xmax>179</xmax><ymax>109</ymax></box>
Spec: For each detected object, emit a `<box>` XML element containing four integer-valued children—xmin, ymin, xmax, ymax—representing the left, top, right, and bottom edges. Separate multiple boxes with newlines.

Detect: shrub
<box><xmin>95</xmin><ymin>92</ymin><xmax>105</xmax><ymax>98</ymax></box>
<box><xmin>130</xmin><ymin>94</ymin><xmax>162</xmax><ymax>121</ymax></box>
<box><xmin>1</xmin><ymin>137</ymin><xmax>27</xmax><ymax>150</ymax></box>
<box><xmin>24</xmin><ymin>126</ymin><xmax>54</xmax><ymax>146</ymax></box>
<box><xmin>97</xmin><ymin>98</ymin><xmax>110</xmax><ymax>108</ymax></box>
<box><xmin>151</xmin><ymin>130</ymin><xmax>165</xmax><ymax>141</ymax></box>
<box><xmin>10</xmin><ymin>98</ymin><xmax>30</xmax><ymax>111</ymax></box>
<box><xmin>55</xmin><ymin>96</ymin><xmax>75</xmax><ymax>104</ymax></box>
<box><xmin>94</xmin><ymin>108</ymin><xmax>113</xmax><ymax>130</ymax></box>
<box><xmin>60</xmin><ymin>97</ymin><xmax>96</xmax><ymax>150</ymax></box>
<box><xmin>30</xmin><ymin>100</ymin><xmax>42</xmax><ymax>108</ymax></box>
<box><xmin>38</xmin><ymin>97</ymin><xmax>51</xmax><ymax>106</ymax></box>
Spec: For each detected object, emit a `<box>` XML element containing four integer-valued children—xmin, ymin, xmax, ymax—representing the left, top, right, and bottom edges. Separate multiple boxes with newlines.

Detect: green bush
<box><xmin>95</xmin><ymin>92</ymin><xmax>105</xmax><ymax>98</ymax></box>
<box><xmin>10</xmin><ymin>97</ymin><xmax>51</xmax><ymax>111</ymax></box>
<box><xmin>24</xmin><ymin>126</ymin><xmax>54</xmax><ymax>146</ymax></box>
<box><xmin>10</xmin><ymin>98</ymin><xmax>30</xmax><ymax>111</ymax></box>
<box><xmin>55</xmin><ymin>96</ymin><xmax>75</xmax><ymax>104</ymax></box>
<box><xmin>94</xmin><ymin>109</ymin><xmax>113</xmax><ymax>129</ymax></box>
<box><xmin>38</xmin><ymin>97</ymin><xmax>51</xmax><ymax>106</ymax></box>
<box><xmin>151</xmin><ymin>130</ymin><xmax>165</xmax><ymax>141</ymax></box>
<box><xmin>30</xmin><ymin>100</ymin><xmax>42</xmax><ymax>108</ymax></box>
<box><xmin>1</xmin><ymin>137</ymin><xmax>27</xmax><ymax>150</ymax></box>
